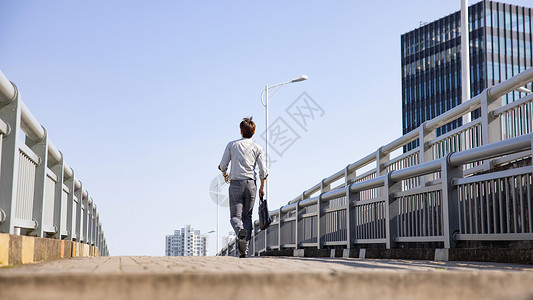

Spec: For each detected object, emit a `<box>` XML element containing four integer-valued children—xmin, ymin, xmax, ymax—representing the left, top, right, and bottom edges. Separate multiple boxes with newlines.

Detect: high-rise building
<box><xmin>165</xmin><ymin>225</ymin><xmax>208</xmax><ymax>256</ymax></box>
<box><xmin>401</xmin><ymin>0</ymin><xmax>533</xmax><ymax>150</ymax></box>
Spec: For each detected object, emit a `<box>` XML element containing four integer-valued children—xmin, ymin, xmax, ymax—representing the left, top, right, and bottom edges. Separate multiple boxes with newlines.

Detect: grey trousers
<box><xmin>229</xmin><ymin>179</ymin><xmax>256</xmax><ymax>241</ymax></box>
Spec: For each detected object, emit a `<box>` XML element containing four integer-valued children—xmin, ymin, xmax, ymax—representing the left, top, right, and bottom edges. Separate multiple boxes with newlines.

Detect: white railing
<box><xmin>220</xmin><ymin>66</ymin><xmax>533</xmax><ymax>256</ymax></box>
<box><xmin>0</xmin><ymin>70</ymin><xmax>108</xmax><ymax>256</ymax></box>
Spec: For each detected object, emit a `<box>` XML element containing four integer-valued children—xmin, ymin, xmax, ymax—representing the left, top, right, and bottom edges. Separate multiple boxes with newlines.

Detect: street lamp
<box><xmin>214</xmin><ymin>181</ymin><xmax>222</xmax><ymax>255</ymax></box>
<box><xmin>261</xmin><ymin>75</ymin><xmax>308</xmax><ymax>200</ymax></box>
<box><xmin>205</xmin><ymin>230</ymin><xmax>217</xmax><ymax>255</ymax></box>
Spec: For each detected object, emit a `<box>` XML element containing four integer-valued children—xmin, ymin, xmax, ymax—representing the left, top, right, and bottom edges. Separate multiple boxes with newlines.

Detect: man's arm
<box><xmin>259</xmin><ymin>177</ymin><xmax>266</xmax><ymax>198</ymax></box>
<box><xmin>257</xmin><ymin>145</ymin><xmax>268</xmax><ymax>198</ymax></box>
<box><xmin>218</xmin><ymin>143</ymin><xmax>231</xmax><ymax>183</ymax></box>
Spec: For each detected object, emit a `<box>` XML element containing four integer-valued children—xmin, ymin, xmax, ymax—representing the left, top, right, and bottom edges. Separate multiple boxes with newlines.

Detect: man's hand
<box><xmin>223</xmin><ymin>173</ymin><xmax>230</xmax><ymax>184</ymax></box>
<box><xmin>259</xmin><ymin>177</ymin><xmax>266</xmax><ymax>198</ymax></box>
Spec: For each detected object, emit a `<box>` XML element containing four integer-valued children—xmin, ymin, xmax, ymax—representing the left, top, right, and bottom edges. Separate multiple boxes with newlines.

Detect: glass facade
<box><xmin>401</xmin><ymin>0</ymin><xmax>533</xmax><ymax>151</ymax></box>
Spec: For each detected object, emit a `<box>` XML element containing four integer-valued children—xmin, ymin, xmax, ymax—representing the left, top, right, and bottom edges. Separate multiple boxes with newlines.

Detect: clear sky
<box><xmin>1</xmin><ymin>0</ymin><xmax>531</xmax><ymax>256</ymax></box>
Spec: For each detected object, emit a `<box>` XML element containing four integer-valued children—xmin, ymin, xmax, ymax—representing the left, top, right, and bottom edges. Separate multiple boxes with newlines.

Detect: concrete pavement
<box><xmin>1</xmin><ymin>256</ymin><xmax>533</xmax><ymax>300</ymax></box>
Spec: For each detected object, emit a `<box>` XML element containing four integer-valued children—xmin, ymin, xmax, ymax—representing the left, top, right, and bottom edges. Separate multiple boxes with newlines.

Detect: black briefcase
<box><xmin>258</xmin><ymin>195</ymin><xmax>272</xmax><ymax>230</ymax></box>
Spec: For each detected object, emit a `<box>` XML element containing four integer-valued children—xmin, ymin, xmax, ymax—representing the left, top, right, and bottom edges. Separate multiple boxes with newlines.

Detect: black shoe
<box><xmin>237</xmin><ymin>228</ymin><xmax>248</xmax><ymax>257</ymax></box>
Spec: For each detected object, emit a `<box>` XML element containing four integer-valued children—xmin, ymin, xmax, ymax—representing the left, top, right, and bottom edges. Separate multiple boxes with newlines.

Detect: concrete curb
<box><xmin>0</xmin><ymin>233</ymin><xmax>100</xmax><ymax>267</ymax></box>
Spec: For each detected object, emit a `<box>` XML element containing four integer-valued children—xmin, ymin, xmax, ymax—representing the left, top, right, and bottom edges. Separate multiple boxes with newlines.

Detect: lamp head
<box><xmin>291</xmin><ymin>75</ymin><xmax>308</xmax><ymax>82</ymax></box>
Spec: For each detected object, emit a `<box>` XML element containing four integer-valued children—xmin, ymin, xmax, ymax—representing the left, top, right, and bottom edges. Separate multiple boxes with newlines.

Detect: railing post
<box><xmin>419</xmin><ymin>122</ymin><xmax>436</xmax><ymax>186</ymax></box>
<box><xmin>252</xmin><ymin>222</ymin><xmax>256</xmax><ymax>256</ymax></box>
<box><xmin>263</xmin><ymin>221</ymin><xmax>267</xmax><ymax>253</ymax></box>
<box><xmin>317</xmin><ymin>180</ymin><xmax>330</xmax><ymax>249</ymax></box>
<box><xmin>345</xmin><ymin>165</ymin><xmax>357</xmax><ymax>185</ymax></box>
<box><xmin>481</xmin><ymin>90</ymin><xmax>503</xmax><ymax>170</ymax></box>
<box><xmin>96</xmin><ymin>216</ymin><xmax>100</xmax><ymax>250</ymax></box>
<box><xmin>87</xmin><ymin>201</ymin><xmax>92</xmax><ymax>245</ymax></box>
<box><xmin>90</xmin><ymin>202</ymin><xmax>95</xmax><ymax>245</ymax></box>
<box><xmin>481</xmin><ymin>89</ymin><xmax>502</xmax><ymax>144</ymax></box>
<box><xmin>345</xmin><ymin>186</ymin><xmax>358</xmax><ymax>250</ymax></box>
<box><xmin>64</xmin><ymin>173</ymin><xmax>75</xmax><ymax>241</ymax></box>
<box><xmin>376</xmin><ymin>147</ymin><xmax>390</xmax><ymax>197</ymax></box>
<box><xmin>277</xmin><ymin>208</ymin><xmax>282</xmax><ymax>249</ymax></box>
<box><xmin>50</xmin><ymin>153</ymin><xmax>64</xmax><ymax>239</ymax></box>
<box><xmin>74</xmin><ymin>182</ymin><xmax>82</xmax><ymax>241</ymax></box>
<box><xmin>385</xmin><ymin>174</ymin><xmax>401</xmax><ymax>249</ymax></box>
<box><xmin>0</xmin><ymin>88</ymin><xmax>22</xmax><ymax>235</ymax></box>
<box><xmin>441</xmin><ymin>155</ymin><xmax>462</xmax><ymax>248</ymax></box>
<box><xmin>295</xmin><ymin>192</ymin><xmax>307</xmax><ymax>250</ymax></box>
<box><xmin>345</xmin><ymin>166</ymin><xmax>357</xmax><ymax>249</ymax></box>
<box><xmin>250</xmin><ymin>223</ymin><xmax>257</xmax><ymax>256</ymax></box>
<box><xmin>96</xmin><ymin>214</ymin><xmax>100</xmax><ymax>248</ymax></box>
<box><xmin>82</xmin><ymin>192</ymin><xmax>89</xmax><ymax>243</ymax></box>
<box><xmin>294</xmin><ymin>194</ymin><xmax>302</xmax><ymax>249</ymax></box>
<box><xmin>27</xmin><ymin>127</ymin><xmax>48</xmax><ymax>238</ymax></box>
<box><xmin>92</xmin><ymin>204</ymin><xmax>97</xmax><ymax>245</ymax></box>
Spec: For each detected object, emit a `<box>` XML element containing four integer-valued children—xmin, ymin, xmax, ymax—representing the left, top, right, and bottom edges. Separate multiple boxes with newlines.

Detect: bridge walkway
<box><xmin>1</xmin><ymin>256</ymin><xmax>533</xmax><ymax>300</ymax></box>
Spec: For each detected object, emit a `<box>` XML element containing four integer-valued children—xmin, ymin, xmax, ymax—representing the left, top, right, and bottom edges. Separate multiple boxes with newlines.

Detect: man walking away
<box><xmin>218</xmin><ymin>117</ymin><xmax>268</xmax><ymax>258</ymax></box>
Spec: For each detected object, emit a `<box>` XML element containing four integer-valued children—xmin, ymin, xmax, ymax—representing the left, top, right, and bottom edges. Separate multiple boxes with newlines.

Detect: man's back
<box><xmin>219</xmin><ymin>138</ymin><xmax>267</xmax><ymax>181</ymax></box>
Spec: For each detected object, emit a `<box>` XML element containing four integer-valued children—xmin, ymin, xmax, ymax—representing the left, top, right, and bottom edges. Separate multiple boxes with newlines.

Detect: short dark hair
<box><xmin>240</xmin><ymin>117</ymin><xmax>255</xmax><ymax>138</ymax></box>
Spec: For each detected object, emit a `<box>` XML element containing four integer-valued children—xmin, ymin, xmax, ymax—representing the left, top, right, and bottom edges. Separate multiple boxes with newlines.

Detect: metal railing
<box><xmin>220</xmin><ymin>66</ymin><xmax>533</xmax><ymax>256</ymax></box>
<box><xmin>0</xmin><ymin>70</ymin><xmax>108</xmax><ymax>256</ymax></box>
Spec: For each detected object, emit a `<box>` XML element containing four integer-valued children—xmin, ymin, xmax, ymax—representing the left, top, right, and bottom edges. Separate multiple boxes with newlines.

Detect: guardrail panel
<box><xmin>266</xmin><ymin>223</ymin><xmax>279</xmax><ymax>249</ymax></box>
<box><xmin>500</xmin><ymin>100</ymin><xmax>533</xmax><ymax>140</ymax></box>
<box><xmin>355</xmin><ymin>199</ymin><xmax>386</xmax><ymax>242</ymax></box>
<box><xmin>280</xmin><ymin>219</ymin><xmax>296</xmax><ymax>246</ymax></box>
<box><xmin>15</xmin><ymin>150</ymin><xmax>37</xmax><ymax>225</ymax></box>
<box><xmin>397</xmin><ymin>189</ymin><xmax>443</xmax><ymax>239</ymax></box>
<box><xmin>298</xmin><ymin>204</ymin><xmax>318</xmax><ymax>245</ymax></box>
<box><xmin>60</xmin><ymin>187</ymin><xmax>68</xmax><ymax>235</ymax></box>
<box><xmin>457</xmin><ymin>168</ymin><xmax>533</xmax><ymax>238</ymax></box>
<box><xmin>43</xmin><ymin>174</ymin><xmax>56</xmax><ymax>232</ymax></box>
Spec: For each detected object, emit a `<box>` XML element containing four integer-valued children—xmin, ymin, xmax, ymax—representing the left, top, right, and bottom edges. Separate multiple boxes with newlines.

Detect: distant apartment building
<box><xmin>401</xmin><ymin>0</ymin><xmax>533</xmax><ymax>150</ymax></box>
<box><xmin>165</xmin><ymin>225</ymin><xmax>208</xmax><ymax>256</ymax></box>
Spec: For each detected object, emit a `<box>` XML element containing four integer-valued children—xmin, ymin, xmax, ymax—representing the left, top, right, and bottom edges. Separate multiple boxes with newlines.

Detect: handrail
<box><xmin>426</xmin><ymin>94</ymin><xmax>482</xmax><ymax>132</ymax></box>
<box><xmin>0</xmin><ymin>69</ymin><xmax>108</xmax><ymax>256</ymax></box>
<box><xmin>487</xmin><ymin>66</ymin><xmax>533</xmax><ymax>100</ymax></box>
<box><xmin>448</xmin><ymin>134</ymin><xmax>533</xmax><ymax>167</ymax></box>
<box><xmin>0</xmin><ymin>70</ymin><xmax>15</xmax><ymax>104</ymax></box>
<box><xmin>381</xmin><ymin>128</ymin><xmax>419</xmax><ymax>154</ymax></box>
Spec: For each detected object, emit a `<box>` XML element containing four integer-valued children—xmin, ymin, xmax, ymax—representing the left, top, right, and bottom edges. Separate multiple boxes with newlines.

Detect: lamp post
<box><xmin>261</xmin><ymin>75</ymin><xmax>308</xmax><ymax>200</ymax></box>
<box><xmin>460</xmin><ymin>0</ymin><xmax>471</xmax><ymax>125</ymax></box>
<box><xmin>206</xmin><ymin>230</ymin><xmax>217</xmax><ymax>256</ymax></box>
<box><xmin>214</xmin><ymin>182</ymin><xmax>221</xmax><ymax>255</ymax></box>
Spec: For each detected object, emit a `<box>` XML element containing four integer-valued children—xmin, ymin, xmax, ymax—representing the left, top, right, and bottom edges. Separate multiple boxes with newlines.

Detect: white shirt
<box><xmin>218</xmin><ymin>138</ymin><xmax>268</xmax><ymax>181</ymax></box>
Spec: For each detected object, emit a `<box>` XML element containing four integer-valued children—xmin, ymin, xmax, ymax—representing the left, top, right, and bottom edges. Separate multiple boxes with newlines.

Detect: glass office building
<box><xmin>401</xmin><ymin>0</ymin><xmax>533</xmax><ymax>151</ymax></box>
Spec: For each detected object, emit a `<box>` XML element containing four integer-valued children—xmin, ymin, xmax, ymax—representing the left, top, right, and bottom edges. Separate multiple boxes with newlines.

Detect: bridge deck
<box><xmin>1</xmin><ymin>256</ymin><xmax>533</xmax><ymax>300</ymax></box>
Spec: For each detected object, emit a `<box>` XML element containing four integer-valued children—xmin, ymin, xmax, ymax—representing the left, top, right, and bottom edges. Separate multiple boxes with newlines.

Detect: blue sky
<box><xmin>1</xmin><ymin>0</ymin><xmax>531</xmax><ymax>256</ymax></box>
